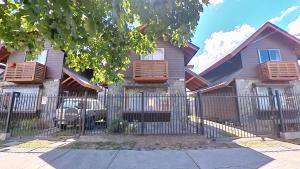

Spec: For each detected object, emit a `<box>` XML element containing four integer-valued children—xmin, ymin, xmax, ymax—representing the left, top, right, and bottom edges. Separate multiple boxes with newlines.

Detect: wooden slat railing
<box><xmin>4</xmin><ymin>62</ymin><xmax>46</xmax><ymax>83</ymax></box>
<box><xmin>133</xmin><ymin>60</ymin><xmax>168</xmax><ymax>83</ymax></box>
<box><xmin>260</xmin><ymin>61</ymin><xmax>299</xmax><ymax>81</ymax></box>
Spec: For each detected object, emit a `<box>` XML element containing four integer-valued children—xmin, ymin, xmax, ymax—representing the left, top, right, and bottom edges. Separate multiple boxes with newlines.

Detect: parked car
<box><xmin>53</xmin><ymin>98</ymin><xmax>106</xmax><ymax>129</ymax></box>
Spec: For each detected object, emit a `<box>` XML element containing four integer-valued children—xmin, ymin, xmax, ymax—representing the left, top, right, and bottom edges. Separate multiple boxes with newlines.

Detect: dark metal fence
<box><xmin>0</xmin><ymin>91</ymin><xmax>300</xmax><ymax>138</ymax></box>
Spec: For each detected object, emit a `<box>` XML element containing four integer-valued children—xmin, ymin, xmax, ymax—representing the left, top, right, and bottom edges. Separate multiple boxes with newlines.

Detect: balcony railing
<box><xmin>133</xmin><ymin>60</ymin><xmax>168</xmax><ymax>83</ymax></box>
<box><xmin>4</xmin><ymin>62</ymin><xmax>46</xmax><ymax>83</ymax></box>
<box><xmin>260</xmin><ymin>61</ymin><xmax>299</xmax><ymax>81</ymax></box>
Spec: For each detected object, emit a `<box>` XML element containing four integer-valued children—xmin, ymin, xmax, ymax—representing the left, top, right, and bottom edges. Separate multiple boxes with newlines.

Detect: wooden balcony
<box><xmin>133</xmin><ymin>60</ymin><xmax>168</xmax><ymax>83</ymax></box>
<box><xmin>4</xmin><ymin>62</ymin><xmax>46</xmax><ymax>83</ymax></box>
<box><xmin>260</xmin><ymin>61</ymin><xmax>299</xmax><ymax>81</ymax></box>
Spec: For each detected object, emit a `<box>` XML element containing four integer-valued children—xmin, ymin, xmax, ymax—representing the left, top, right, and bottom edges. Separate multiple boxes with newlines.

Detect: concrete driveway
<box><xmin>0</xmin><ymin>144</ymin><xmax>300</xmax><ymax>169</ymax></box>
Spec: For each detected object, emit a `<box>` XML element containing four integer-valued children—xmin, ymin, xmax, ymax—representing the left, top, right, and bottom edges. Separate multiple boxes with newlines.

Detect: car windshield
<box><xmin>61</xmin><ymin>100</ymin><xmax>82</xmax><ymax>108</ymax></box>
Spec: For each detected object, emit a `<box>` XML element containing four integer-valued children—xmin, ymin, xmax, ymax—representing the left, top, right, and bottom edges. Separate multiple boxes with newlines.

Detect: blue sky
<box><xmin>191</xmin><ymin>0</ymin><xmax>300</xmax><ymax>73</ymax></box>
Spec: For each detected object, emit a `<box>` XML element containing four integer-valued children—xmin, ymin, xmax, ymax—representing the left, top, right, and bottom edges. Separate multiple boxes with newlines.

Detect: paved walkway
<box><xmin>0</xmin><ymin>144</ymin><xmax>300</xmax><ymax>169</ymax></box>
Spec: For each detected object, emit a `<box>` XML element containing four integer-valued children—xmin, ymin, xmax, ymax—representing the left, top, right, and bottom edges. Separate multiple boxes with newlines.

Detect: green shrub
<box><xmin>10</xmin><ymin>118</ymin><xmax>50</xmax><ymax>135</ymax></box>
<box><xmin>125</xmin><ymin>120</ymin><xmax>138</xmax><ymax>134</ymax></box>
<box><xmin>109</xmin><ymin>119</ymin><xmax>129</xmax><ymax>133</ymax></box>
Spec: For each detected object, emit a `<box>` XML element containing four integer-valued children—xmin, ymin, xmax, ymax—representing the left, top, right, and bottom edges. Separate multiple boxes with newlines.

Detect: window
<box><xmin>36</xmin><ymin>50</ymin><xmax>48</xmax><ymax>64</ymax></box>
<box><xmin>28</xmin><ymin>50</ymin><xmax>48</xmax><ymax>65</ymax></box>
<box><xmin>124</xmin><ymin>88</ymin><xmax>170</xmax><ymax>112</ymax></box>
<box><xmin>256</xmin><ymin>87</ymin><xmax>271</xmax><ymax>111</ymax></box>
<box><xmin>258</xmin><ymin>49</ymin><xmax>281</xmax><ymax>63</ymax></box>
<box><xmin>141</xmin><ymin>48</ymin><xmax>164</xmax><ymax>60</ymax></box>
<box><xmin>256</xmin><ymin>87</ymin><xmax>287</xmax><ymax>111</ymax></box>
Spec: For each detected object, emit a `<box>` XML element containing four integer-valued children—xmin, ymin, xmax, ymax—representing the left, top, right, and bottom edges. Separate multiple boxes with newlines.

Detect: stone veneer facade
<box><xmin>107</xmin><ymin>79</ymin><xmax>188</xmax><ymax>134</ymax></box>
<box><xmin>0</xmin><ymin>79</ymin><xmax>61</xmax><ymax>120</ymax></box>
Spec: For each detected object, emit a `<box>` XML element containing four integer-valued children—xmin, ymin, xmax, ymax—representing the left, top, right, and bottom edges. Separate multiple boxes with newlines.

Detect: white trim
<box><xmin>258</xmin><ymin>49</ymin><xmax>281</xmax><ymax>63</ymax></box>
<box><xmin>141</xmin><ymin>48</ymin><xmax>165</xmax><ymax>60</ymax></box>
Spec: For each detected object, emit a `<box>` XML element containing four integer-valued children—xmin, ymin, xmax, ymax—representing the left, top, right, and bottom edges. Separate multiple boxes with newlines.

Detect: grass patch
<box><xmin>56</xmin><ymin>128</ymin><xmax>79</xmax><ymax>137</ymax></box>
<box><xmin>61</xmin><ymin>141</ymin><xmax>137</xmax><ymax>150</ymax></box>
<box><xmin>235</xmin><ymin>140</ymin><xmax>285</xmax><ymax>148</ymax></box>
<box><xmin>96</xmin><ymin>141</ymin><xmax>136</xmax><ymax>150</ymax></box>
<box><xmin>15</xmin><ymin>140</ymin><xmax>53</xmax><ymax>148</ymax></box>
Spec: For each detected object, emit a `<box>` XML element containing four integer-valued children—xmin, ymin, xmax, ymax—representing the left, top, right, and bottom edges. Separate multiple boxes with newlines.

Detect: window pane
<box><xmin>140</xmin><ymin>48</ymin><xmax>164</xmax><ymax>60</ymax></box>
<box><xmin>259</xmin><ymin>50</ymin><xmax>269</xmax><ymax>63</ymax></box>
<box><xmin>37</xmin><ymin>50</ymin><xmax>48</xmax><ymax>64</ymax></box>
<box><xmin>152</xmin><ymin>48</ymin><xmax>164</xmax><ymax>60</ymax></box>
<box><xmin>256</xmin><ymin>87</ymin><xmax>270</xmax><ymax>110</ymax></box>
<box><xmin>269</xmin><ymin>49</ymin><xmax>281</xmax><ymax>61</ymax></box>
<box><xmin>140</xmin><ymin>53</ymin><xmax>153</xmax><ymax>60</ymax></box>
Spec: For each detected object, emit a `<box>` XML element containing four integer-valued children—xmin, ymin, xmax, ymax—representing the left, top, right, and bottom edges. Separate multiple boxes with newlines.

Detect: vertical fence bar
<box><xmin>141</xmin><ymin>92</ymin><xmax>145</xmax><ymax>135</ymax></box>
<box><xmin>5</xmin><ymin>92</ymin><xmax>17</xmax><ymax>134</ymax></box>
<box><xmin>275</xmin><ymin>90</ymin><xmax>285</xmax><ymax>133</ymax></box>
<box><xmin>81</xmin><ymin>91</ymin><xmax>88</xmax><ymax>136</ymax></box>
<box><xmin>197</xmin><ymin>92</ymin><xmax>204</xmax><ymax>135</ymax></box>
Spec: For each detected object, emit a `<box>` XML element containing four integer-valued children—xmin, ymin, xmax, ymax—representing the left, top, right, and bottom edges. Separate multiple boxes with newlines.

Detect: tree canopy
<box><xmin>0</xmin><ymin>0</ymin><xmax>208</xmax><ymax>84</ymax></box>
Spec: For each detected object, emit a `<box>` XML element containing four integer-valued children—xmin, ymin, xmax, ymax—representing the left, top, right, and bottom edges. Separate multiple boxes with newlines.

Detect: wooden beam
<box><xmin>185</xmin><ymin>76</ymin><xmax>195</xmax><ymax>84</ymax></box>
<box><xmin>61</xmin><ymin>77</ymin><xmax>73</xmax><ymax>85</ymax></box>
<box><xmin>186</xmin><ymin>65</ymin><xmax>194</xmax><ymax>69</ymax></box>
<box><xmin>66</xmin><ymin>79</ymin><xmax>76</xmax><ymax>86</ymax></box>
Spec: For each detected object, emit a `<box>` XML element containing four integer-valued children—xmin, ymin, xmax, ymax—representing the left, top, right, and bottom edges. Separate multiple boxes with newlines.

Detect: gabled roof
<box><xmin>62</xmin><ymin>67</ymin><xmax>103</xmax><ymax>91</ymax></box>
<box><xmin>200</xmin><ymin>22</ymin><xmax>300</xmax><ymax>76</ymax></box>
<box><xmin>182</xmin><ymin>42</ymin><xmax>199</xmax><ymax>65</ymax></box>
<box><xmin>185</xmin><ymin>68</ymin><xmax>209</xmax><ymax>91</ymax></box>
<box><xmin>0</xmin><ymin>46</ymin><xmax>10</xmax><ymax>62</ymax></box>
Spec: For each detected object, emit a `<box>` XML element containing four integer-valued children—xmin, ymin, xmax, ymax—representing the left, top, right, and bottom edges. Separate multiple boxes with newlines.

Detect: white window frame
<box><xmin>36</xmin><ymin>50</ymin><xmax>48</xmax><ymax>65</ymax></box>
<box><xmin>258</xmin><ymin>49</ymin><xmax>282</xmax><ymax>63</ymax></box>
<box><xmin>27</xmin><ymin>50</ymin><xmax>48</xmax><ymax>65</ymax></box>
<box><xmin>141</xmin><ymin>48</ymin><xmax>164</xmax><ymax>60</ymax></box>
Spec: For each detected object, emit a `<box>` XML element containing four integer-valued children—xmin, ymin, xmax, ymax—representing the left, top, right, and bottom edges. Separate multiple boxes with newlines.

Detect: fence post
<box><xmin>5</xmin><ymin>92</ymin><xmax>18</xmax><ymax>134</ymax></box>
<box><xmin>81</xmin><ymin>91</ymin><xmax>88</xmax><ymax>136</ymax></box>
<box><xmin>141</xmin><ymin>92</ymin><xmax>145</xmax><ymax>135</ymax></box>
<box><xmin>197</xmin><ymin>92</ymin><xmax>204</xmax><ymax>135</ymax></box>
<box><xmin>275</xmin><ymin>90</ymin><xmax>285</xmax><ymax>133</ymax></box>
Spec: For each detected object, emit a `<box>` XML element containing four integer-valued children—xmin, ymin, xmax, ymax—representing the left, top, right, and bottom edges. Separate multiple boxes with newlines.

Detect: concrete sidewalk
<box><xmin>0</xmin><ymin>145</ymin><xmax>300</xmax><ymax>169</ymax></box>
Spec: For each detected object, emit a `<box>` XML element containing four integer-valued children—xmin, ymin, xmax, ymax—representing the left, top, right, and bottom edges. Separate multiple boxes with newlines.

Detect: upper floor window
<box><xmin>258</xmin><ymin>49</ymin><xmax>281</xmax><ymax>63</ymax></box>
<box><xmin>27</xmin><ymin>50</ymin><xmax>48</xmax><ymax>65</ymax></box>
<box><xmin>141</xmin><ymin>48</ymin><xmax>164</xmax><ymax>60</ymax></box>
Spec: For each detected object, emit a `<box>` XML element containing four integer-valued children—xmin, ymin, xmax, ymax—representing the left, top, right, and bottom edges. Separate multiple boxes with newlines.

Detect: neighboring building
<box><xmin>109</xmin><ymin>40</ymin><xmax>208</xmax><ymax>95</ymax></box>
<box><xmin>198</xmin><ymin>22</ymin><xmax>300</xmax><ymax>133</ymax></box>
<box><xmin>0</xmin><ymin>41</ymin><xmax>102</xmax><ymax>96</ymax></box>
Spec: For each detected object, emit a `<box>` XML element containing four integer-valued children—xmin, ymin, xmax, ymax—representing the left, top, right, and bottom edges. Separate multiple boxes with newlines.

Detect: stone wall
<box><xmin>0</xmin><ymin>80</ymin><xmax>61</xmax><ymax>120</ymax></box>
<box><xmin>41</xmin><ymin>80</ymin><xmax>60</xmax><ymax>96</ymax></box>
<box><xmin>289</xmin><ymin>80</ymin><xmax>300</xmax><ymax>94</ymax></box>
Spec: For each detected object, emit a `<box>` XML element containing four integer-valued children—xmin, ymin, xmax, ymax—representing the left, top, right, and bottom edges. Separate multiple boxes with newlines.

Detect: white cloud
<box><xmin>269</xmin><ymin>6</ymin><xmax>299</xmax><ymax>23</ymax></box>
<box><xmin>190</xmin><ymin>24</ymin><xmax>256</xmax><ymax>74</ymax></box>
<box><xmin>288</xmin><ymin>14</ymin><xmax>300</xmax><ymax>39</ymax></box>
<box><xmin>209</xmin><ymin>0</ymin><xmax>224</xmax><ymax>5</ymax></box>
<box><xmin>0</xmin><ymin>0</ymin><xmax>4</xmax><ymax>4</ymax></box>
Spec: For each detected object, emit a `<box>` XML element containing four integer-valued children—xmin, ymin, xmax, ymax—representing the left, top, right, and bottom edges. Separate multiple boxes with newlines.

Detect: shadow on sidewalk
<box><xmin>1</xmin><ymin>135</ymin><xmax>290</xmax><ymax>169</ymax></box>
